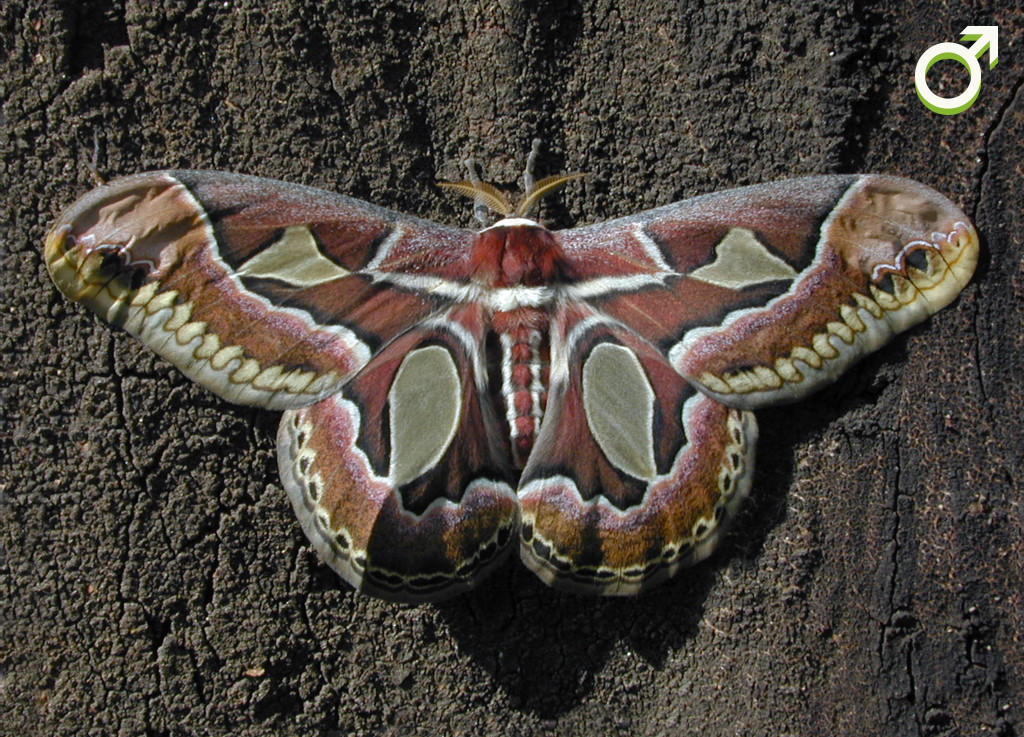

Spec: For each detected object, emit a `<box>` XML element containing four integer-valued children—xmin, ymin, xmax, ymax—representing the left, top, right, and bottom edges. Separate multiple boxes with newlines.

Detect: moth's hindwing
<box><xmin>277</xmin><ymin>306</ymin><xmax>519</xmax><ymax>602</ymax></box>
<box><xmin>517</xmin><ymin>307</ymin><xmax>757</xmax><ymax>595</ymax></box>
<box><xmin>559</xmin><ymin>175</ymin><xmax>979</xmax><ymax>409</ymax></box>
<box><xmin>44</xmin><ymin>170</ymin><xmax>474</xmax><ymax>410</ymax></box>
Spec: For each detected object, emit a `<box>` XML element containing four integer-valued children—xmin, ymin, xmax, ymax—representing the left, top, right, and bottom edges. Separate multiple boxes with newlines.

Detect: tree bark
<box><xmin>2</xmin><ymin>1</ymin><xmax>1020</xmax><ymax>734</ymax></box>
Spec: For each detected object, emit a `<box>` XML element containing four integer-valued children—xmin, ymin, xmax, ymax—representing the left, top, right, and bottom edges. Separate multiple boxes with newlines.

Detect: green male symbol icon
<box><xmin>915</xmin><ymin>26</ymin><xmax>998</xmax><ymax>115</ymax></box>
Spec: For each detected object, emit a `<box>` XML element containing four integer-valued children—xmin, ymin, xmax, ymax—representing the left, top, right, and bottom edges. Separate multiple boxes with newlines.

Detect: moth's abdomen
<box><xmin>467</xmin><ymin>222</ymin><xmax>567</xmax><ymax>467</ymax></box>
<box><xmin>492</xmin><ymin>308</ymin><xmax>551</xmax><ymax>468</ymax></box>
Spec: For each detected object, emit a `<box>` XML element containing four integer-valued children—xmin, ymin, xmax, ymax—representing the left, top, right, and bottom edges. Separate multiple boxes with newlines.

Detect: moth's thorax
<box><xmin>470</xmin><ymin>221</ymin><xmax>569</xmax><ymax>288</ymax></box>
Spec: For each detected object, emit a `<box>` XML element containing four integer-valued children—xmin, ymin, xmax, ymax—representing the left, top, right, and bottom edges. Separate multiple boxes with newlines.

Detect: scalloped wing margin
<box><xmin>44</xmin><ymin>170</ymin><xmax>475</xmax><ymax>410</ymax></box>
<box><xmin>557</xmin><ymin>175</ymin><xmax>979</xmax><ymax>409</ymax></box>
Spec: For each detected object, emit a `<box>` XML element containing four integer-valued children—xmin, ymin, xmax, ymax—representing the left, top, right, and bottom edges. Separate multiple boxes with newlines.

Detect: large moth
<box><xmin>44</xmin><ymin>160</ymin><xmax>978</xmax><ymax>602</ymax></box>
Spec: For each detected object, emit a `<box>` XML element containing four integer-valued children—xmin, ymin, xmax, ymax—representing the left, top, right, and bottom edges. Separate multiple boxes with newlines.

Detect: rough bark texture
<box><xmin>1</xmin><ymin>2</ymin><xmax>1021</xmax><ymax>735</ymax></box>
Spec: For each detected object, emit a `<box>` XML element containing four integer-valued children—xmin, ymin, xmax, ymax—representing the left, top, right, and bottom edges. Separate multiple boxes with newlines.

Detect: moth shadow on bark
<box><xmin>736</xmin><ymin>344</ymin><xmax>910</xmax><ymax>552</ymax></box>
<box><xmin>434</xmin><ymin>560</ymin><xmax>721</xmax><ymax>719</ymax></box>
<box><xmin>431</xmin><ymin>444</ymin><xmax>790</xmax><ymax>718</ymax></box>
<box><xmin>433</xmin><ymin>350</ymin><xmax>904</xmax><ymax>720</ymax></box>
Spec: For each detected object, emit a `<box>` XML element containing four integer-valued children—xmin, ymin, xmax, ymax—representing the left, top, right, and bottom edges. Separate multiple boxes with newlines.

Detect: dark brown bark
<box><xmin>2</xmin><ymin>1</ymin><xmax>1020</xmax><ymax>735</ymax></box>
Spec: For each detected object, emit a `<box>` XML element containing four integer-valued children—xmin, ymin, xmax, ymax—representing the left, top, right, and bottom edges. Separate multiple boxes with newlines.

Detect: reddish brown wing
<box><xmin>557</xmin><ymin>175</ymin><xmax>978</xmax><ymax>408</ymax></box>
<box><xmin>517</xmin><ymin>304</ymin><xmax>756</xmax><ymax>594</ymax></box>
<box><xmin>277</xmin><ymin>305</ymin><xmax>518</xmax><ymax>602</ymax></box>
<box><xmin>518</xmin><ymin>175</ymin><xmax>977</xmax><ymax>594</ymax></box>
<box><xmin>44</xmin><ymin>170</ymin><xmax>476</xmax><ymax>410</ymax></box>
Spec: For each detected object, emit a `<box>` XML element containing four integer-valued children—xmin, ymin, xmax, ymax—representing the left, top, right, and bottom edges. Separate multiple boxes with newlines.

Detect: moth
<box><xmin>44</xmin><ymin>157</ymin><xmax>978</xmax><ymax>602</ymax></box>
